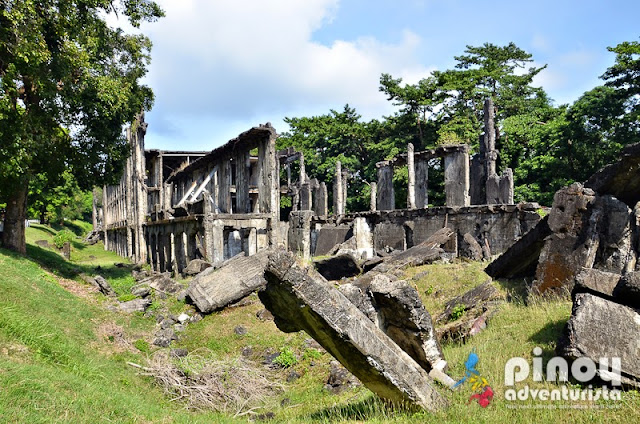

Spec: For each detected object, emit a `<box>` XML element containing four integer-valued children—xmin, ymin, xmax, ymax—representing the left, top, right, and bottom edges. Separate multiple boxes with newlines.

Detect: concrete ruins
<box><xmin>101</xmin><ymin>100</ymin><xmax>525</xmax><ymax>272</ymax></box>
<box><xmin>487</xmin><ymin>141</ymin><xmax>640</xmax><ymax>388</ymax></box>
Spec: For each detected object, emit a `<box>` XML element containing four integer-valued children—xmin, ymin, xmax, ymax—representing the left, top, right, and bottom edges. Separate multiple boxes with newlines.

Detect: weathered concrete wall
<box><xmin>302</xmin><ymin>204</ymin><xmax>541</xmax><ymax>259</ymax></box>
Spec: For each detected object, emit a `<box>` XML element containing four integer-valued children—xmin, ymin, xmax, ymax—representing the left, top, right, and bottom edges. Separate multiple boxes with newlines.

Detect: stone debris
<box><xmin>184</xmin><ymin>258</ymin><xmax>212</xmax><ymax>276</ymax></box>
<box><xmin>435</xmin><ymin>282</ymin><xmax>502</xmax><ymax>343</ymax></box>
<box><xmin>325</xmin><ymin>361</ymin><xmax>361</xmax><ymax>394</ymax></box>
<box><xmin>186</xmin><ymin>251</ymin><xmax>269</xmax><ymax>314</ymax></box>
<box><xmin>259</xmin><ymin>250</ymin><xmax>447</xmax><ymax>411</ymax></box>
<box><xmin>313</xmin><ymin>253</ymin><xmax>362</xmax><ymax>281</ymax></box>
<box><xmin>131</xmin><ymin>284</ymin><xmax>151</xmax><ymax>298</ymax></box>
<box><xmin>339</xmin><ymin>275</ymin><xmax>455</xmax><ymax>389</ymax></box>
<box><xmin>119</xmin><ymin>298</ymin><xmax>152</xmax><ymax>313</ymax></box>
<box><xmin>94</xmin><ymin>275</ymin><xmax>116</xmax><ymax>297</ymax></box>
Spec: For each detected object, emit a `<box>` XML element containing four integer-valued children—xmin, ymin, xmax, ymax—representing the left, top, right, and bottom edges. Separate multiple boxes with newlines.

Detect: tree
<box><xmin>0</xmin><ymin>0</ymin><xmax>163</xmax><ymax>253</ymax></box>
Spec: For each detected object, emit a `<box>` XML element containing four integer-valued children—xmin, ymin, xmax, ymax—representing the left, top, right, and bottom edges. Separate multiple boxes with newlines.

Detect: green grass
<box><xmin>1</xmin><ymin>223</ymin><xmax>638</xmax><ymax>423</ymax></box>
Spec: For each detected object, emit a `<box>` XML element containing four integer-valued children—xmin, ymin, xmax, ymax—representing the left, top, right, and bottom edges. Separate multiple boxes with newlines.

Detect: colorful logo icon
<box><xmin>454</xmin><ymin>349</ymin><xmax>493</xmax><ymax>408</ymax></box>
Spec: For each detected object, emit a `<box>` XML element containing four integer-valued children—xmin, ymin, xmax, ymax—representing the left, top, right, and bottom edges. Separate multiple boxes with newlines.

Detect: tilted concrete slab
<box><xmin>259</xmin><ymin>250</ymin><xmax>447</xmax><ymax>411</ymax></box>
<box><xmin>186</xmin><ymin>251</ymin><xmax>269</xmax><ymax>313</ymax></box>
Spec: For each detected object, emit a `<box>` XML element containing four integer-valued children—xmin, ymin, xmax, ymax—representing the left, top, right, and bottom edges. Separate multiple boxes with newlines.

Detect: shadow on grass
<box><xmin>25</xmin><ymin>244</ymin><xmax>132</xmax><ymax>282</ymax></box>
<box><xmin>308</xmin><ymin>395</ymin><xmax>399</xmax><ymax>422</ymax></box>
<box><xmin>29</xmin><ymin>224</ymin><xmax>57</xmax><ymax>236</ymax></box>
<box><xmin>528</xmin><ymin>318</ymin><xmax>567</xmax><ymax>354</ymax></box>
<box><xmin>493</xmin><ymin>277</ymin><xmax>530</xmax><ymax>303</ymax></box>
<box><xmin>51</xmin><ymin>221</ymin><xmax>89</xmax><ymax>237</ymax></box>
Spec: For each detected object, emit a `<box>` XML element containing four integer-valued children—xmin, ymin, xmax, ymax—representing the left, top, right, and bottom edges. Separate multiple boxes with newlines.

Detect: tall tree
<box><xmin>0</xmin><ymin>0</ymin><xmax>163</xmax><ymax>253</ymax></box>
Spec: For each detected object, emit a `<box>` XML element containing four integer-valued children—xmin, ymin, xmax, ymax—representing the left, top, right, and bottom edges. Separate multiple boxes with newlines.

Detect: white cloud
<box><xmin>117</xmin><ymin>0</ymin><xmax>433</xmax><ymax>149</ymax></box>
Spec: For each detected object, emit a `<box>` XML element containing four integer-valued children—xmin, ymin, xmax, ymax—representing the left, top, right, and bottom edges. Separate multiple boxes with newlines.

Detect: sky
<box><xmin>116</xmin><ymin>0</ymin><xmax>640</xmax><ymax>151</ymax></box>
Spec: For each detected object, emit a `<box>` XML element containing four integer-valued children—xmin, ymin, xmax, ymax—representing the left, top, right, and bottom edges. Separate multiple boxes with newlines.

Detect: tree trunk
<box><xmin>2</xmin><ymin>183</ymin><xmax>28</xmax><ymax>254</ymax></box>
<box><xmin>92</xmin><ymin>188</ymin><xmax>98</xmax><ymax>229</ymax></box>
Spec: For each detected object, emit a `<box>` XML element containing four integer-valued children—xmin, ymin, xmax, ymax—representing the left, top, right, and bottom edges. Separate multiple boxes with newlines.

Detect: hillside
<box><xmin>0</xmin><ymin>223</ymin><xmax>638</xmax><ymax>423</ymax></box>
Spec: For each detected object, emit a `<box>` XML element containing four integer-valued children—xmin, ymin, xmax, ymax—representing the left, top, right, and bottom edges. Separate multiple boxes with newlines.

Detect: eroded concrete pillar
<box><xmin>314</xmin><ymin>182</ymin><xmax>328</xmax><ymax>216</ymax></box>
<box><xmin>415</xmin><ymin>159</ymin><xmax>428</xmax><ymax>208</ymax></box>
<box><xmin>300</xmin><ymin>183</ymin><xmax>312</xmax><ymax>211</ymax></box>
<box><xmin>407</xmin><ymin>143</ymin><xmax>416</xmax><ymax>209</ymax></box>
<box><xmin>444</xmin><ymin>148</ymin><xmax>470</xmax><ymax>207</ymax></box>
<box><xmin>333</xmin><ymin>161</ymin><xmax>344</xmax><ymax>215</ymax></box>
<box><xmin>235</xmin><ymin>151</ymin><xmax>250</xmax><ymax>214</ymax></box>
<box><xmin>370</xmin><ymin>182</ymin><xmax>377</xmax><ymax>211</ymax></box>
<box><xmin>376</xmin><ymin>161</ymin><xmax>395</xmax><ymax>211</ymax></box>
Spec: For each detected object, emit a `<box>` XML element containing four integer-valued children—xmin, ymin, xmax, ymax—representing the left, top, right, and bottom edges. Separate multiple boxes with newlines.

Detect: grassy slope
<box><xmin>1</xmin><ymin>223</ymin><xmax>639</xmax><ymax>423</ymax></box>
<box><xmin>0</xmin><ymin>223</ymin><xmax>233</xmax><ymax>423</ymax></box>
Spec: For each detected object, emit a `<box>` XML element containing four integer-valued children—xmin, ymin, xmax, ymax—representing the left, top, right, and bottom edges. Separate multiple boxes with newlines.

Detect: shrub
<box><xmin>274</xmin><ymin>347</ymin><xmax>298</xmax><ymax>368</ymax></box>
<box><xmin>450</xmin><ymin>304</ymin><xmax>466</xmax><ymax>321</ymax></box>
<box><xmin>302</xmin><ymin>348</ymin><xmax>323</xmax><ymax>361</ymax></box>
<box><xmin>53</xmin><ymin>229</ymin><xmax>75</xmax><ymax>249</ymax></box>
<box><xmin>118</xmin><ymin>293</ymin><xmax>137</xmax><ymax>302</ymax></box>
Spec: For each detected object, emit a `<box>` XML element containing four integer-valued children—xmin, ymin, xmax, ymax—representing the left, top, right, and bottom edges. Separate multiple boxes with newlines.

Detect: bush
<box><xmin>450</xmin><ymin>304</ymin><xmax>466</xmax><ymax>321</ymax></box>
<box><xmin>273</xmin><ymin>347</ymin><xmax>298</xmax><ymax>368</ymax></box>
<box><xmin>53</xmin><ymin>230</ymin><xmax>75</xmax><ymax>249</ymax></box>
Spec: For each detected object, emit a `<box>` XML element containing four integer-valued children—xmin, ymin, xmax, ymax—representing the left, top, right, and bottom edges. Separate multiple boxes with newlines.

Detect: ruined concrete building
<box><xmin>102</xmin><ymin>100</ymin><xmax>536</xmax><ymax>271</ymax></box>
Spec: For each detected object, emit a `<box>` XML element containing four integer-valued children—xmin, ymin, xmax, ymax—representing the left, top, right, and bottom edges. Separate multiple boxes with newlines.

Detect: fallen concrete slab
<box><xmin>186</xmin><ymin>251</ymin><xmax>269</xmax><ymax>313</ymax></box>
<box><xmin>558</xmin><ymin>292</ymin><xmax>640</xmax><ymax>389</ymax></box>
<box><xmin>259</xmin><ymin>250</ymin><xmax>447</xmax><ymax>411</ymax></box>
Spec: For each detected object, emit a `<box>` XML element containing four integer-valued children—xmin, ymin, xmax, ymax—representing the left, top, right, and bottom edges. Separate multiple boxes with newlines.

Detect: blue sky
<box><xmin>126</xmin><ymin>0</ymin><xmax>639</xmax><ymax>151</ymax></box>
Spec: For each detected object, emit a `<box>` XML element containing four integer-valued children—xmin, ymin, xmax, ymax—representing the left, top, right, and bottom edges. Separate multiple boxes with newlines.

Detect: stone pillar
<box><xmin>353</xmin><ymin>217</ymin><xmax>374</xmax><ymax>259</ymax></box>
<box><xmin>342</xmin><ymin>168</ymin><xmax>348</xmax><ymax>214</ymax></box>
<box><xmin>300</xmin><ymin>182</ymin><xmax>312</xmax><ymax>211</ymax></box>
<box><xmin>92</xmin><ymin>188</ymin><xmax>98</xmax><ymax>230</ymax></box>
<box><xmin>407</xmin><ymin>143</ymin><xmax>416</xmax><ymax>209</ymax></box>
<box><xmin>219</xmin><ymin>160</ymin><xmax>232</xmax><ymax>213</ymax></box>
<box><xmin>314</xmin><ymin>182</ymin><xmax>328</xmax><ymax>216</ymax></box>
<box><xmin>333</xmin><ymin>161</ymin><xmax>344</xmax><ymax>215</ymax></box>
<box><xmin>370</xmin><ymin>182</ymin><xmax>377</xmax><ymax>211</ymax></box>
<box><xmin>444</xmin><ymin>148</ymin><xmax>470</xmax><ymax>207</ymax></box>
<box><xmin>415</xmin><ymin>159</ymin><xmax>428</xmax><ymax>208</ymax></box>
<box><xmin>258</xmin><ymin>128</ymin><xmax>279</xmax><ymax>221</ymax></box>
<box><xmin>299</xmin><ymin>153</ymin><xmax>306</xmax><ymax>184</ymax></box>
<box><xmin>483</xmin><ymin>98</ymin><xmax>497</xmax><ymax>177</ymax></box>
<box><xmin>235</xmin><ymin>151</ymin><xmax>250</xmax><ymax>214</ymax></box>
<box><xmin>500</xmin><ymin>168</ymin><xmax>514</xmax><ymax>204</ymax></box>
<box><xmin>376</xmin><ymin>161</ymin><xmax>395</xmax><ymax>211</ymax></box>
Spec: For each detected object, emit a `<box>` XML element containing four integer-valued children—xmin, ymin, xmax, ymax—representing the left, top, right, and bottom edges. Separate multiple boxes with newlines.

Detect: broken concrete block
<box><xmin>259</xmin><ymin>250</ymin><xmax>447</xmax><ymax>411</ymax></box>
<box><xmin>485</xmin><ymin>215</ymin><xmax>551</xmax><ymax>279</ymax></box>
<box><xmin>184</xmin><ymin>258</ymin><xmax>212</xmax><ymax>276</ymax></box>
<box><xmin>436</xmin><ymin>281</ymin><xmax>500</xmax><ymax>324</ymax></box>
<box><xmin>94</xmin><ymin>275</ymin><xmax>116</xmax><ymax>297</ymax></box>
<box><xmin>367</xmin><ymin>276</ymin><xmax>453</xmax><ymax>387</ymax></box>
<box><xmin>534</xmin><ymin>183</ymin><xmax>598</xmax><ymax>294</ymax></box>
<box><xmin>558</xmin><ymin>292</ymin><xmax>640</xmax><ymax>389</ymax></box>
<box><xmin>314</xmin><ymin>254</ymin><xmax>362</xmax><ymax>281</ymax></box>
<box><xmin>119</xmin><ymin>298</ymin><xmax>151</xmax><ymax>313</ymax></box>
<box><xmin>435</xmin><ymin>282</ymin><xmax>502</xmax><ymax>343</ymax></box>
<box><xmin>186</xmin><ymin>251</ymin><xmax>269</xmax><ymax>314</ymax></box>
<box><xmin>459</xmin><ymin>233</ymin><xmax>483</xmax><ymax>261</ymax></box>
<box><xmin>573</xmin><ymin>268</ymin><xmax>621</xmax><ymax>298</ymax></box>
<box><xmin>147</xmin><ymin>274</ymin><xmax>183</xmax><ymax>294</ymax></box>
<box><xmin>585</xmin><ymin>141</ymin><xmax>640</xmax><ymax>207</ymax></box>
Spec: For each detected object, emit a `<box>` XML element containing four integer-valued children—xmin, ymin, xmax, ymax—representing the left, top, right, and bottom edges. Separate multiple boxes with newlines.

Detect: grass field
<box><xmin>0</xmin><ymin>222</ymin><xmax>638</xmax><ymax>423</ymax></box>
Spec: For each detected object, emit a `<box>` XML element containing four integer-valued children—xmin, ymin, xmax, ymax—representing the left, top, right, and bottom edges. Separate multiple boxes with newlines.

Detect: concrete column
<box><xmin>102</xmin><ymin>185</ymin><xmax>109</xmax><ymax>250</ymax></box>
<box><xmin>333</xmin><ymin>161</ymin><xmax>344</xmax><ymax>215</ymax></box>
<box><xmin>258</xmin><ymin>130</ymin><xmax>279</xmax><ymax>220</ymax></box>
<box><xmin>376</xmin><ymin>161</ymin><xmax>395</xmax><ymax>211</ymax></box>
<box><xmin>483</xmin><ymin>98</ymin><xmax>497</xmax><ymax>177</ymax></box>
<box><xmin>299</xmin><ymin>153</ymin><xmax>306</xmax><ymax>184</ymax></box>
<box><xmin>300</xmin><ymin>183</ymin><xmax>312</xmax><ymax>211</ymax></box>
<box><xmin>370</xmin><ymin>182</ymin><xmax>377</xmax><ymax>211</ymax></box>
<box><xmin>444</xmin><ymin>149</ymin><xmax>470</xmax><ymax>207</ymax></box>
<box><xmin>313</xmin><ymin>182</ymin><xmax>328</xmax><ymax>217</ymax></box>
<box><xmin>342</xmin><ymin>169</ymin><xmax>348</xmax><ymax>214</ymax></box>
<box><xmin>219</xmin><ymin>160</ymin><xmax>232</xmax><ymax>213</ymax></box>
<box><xmin>92</xmin><ymin>188</ymin><xmax>98</xmax><ymax>229</ymax></box>
<box><xmin>235</xmin><ymin>151</ymin><xmax>250</xmax><ymax>214</ymax></box>
<box><xmin>415</xmin><ymin>159</ymin><xmax>429</xmax><ymax>208</ymax></box>
<box><xmin>407</xmin><ymin>143</ymin><xmax>416</xmax><ymax>209</ymax></box>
